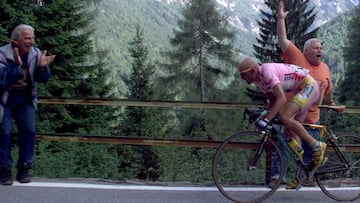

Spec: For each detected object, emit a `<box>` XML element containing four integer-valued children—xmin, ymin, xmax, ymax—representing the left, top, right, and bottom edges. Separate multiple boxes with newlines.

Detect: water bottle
<box><xmin>287</xmin><ymin>137</ymin><xmax>304</xmax><ymax>158</ymax></box>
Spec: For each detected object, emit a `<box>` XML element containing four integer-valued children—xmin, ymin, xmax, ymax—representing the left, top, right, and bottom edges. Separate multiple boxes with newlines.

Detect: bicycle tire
<box><xmin>316</xmin><ymin>133</ymin><xmax>360</xmax><ymax>201</ymax></box>
<box><xmin>212</xmin><ymin>131</ymin><xmax>285</xmax><ymax>203</ymax></box>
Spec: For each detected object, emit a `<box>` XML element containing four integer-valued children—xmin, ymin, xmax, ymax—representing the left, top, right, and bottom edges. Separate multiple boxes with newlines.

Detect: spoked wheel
<box><xmin>316</xmin><ymin>133</ymin><xmax>360</xmax><ymax>201</ymax></box>
<box><xmin>212</xmin><ymin>131</ymin><xmax>284</xmax><ymax>203</ymax></box>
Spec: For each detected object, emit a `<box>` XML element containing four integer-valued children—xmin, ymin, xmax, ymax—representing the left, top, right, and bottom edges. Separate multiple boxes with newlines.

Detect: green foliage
<box><xmin>156</xmin><ymin>146</ymin><xmax>215</xmax><ymax>182</ymax></box>
<box><xmin>115</xmin><ymin>25</ymin><xmax>168</xmax><ymax>180</ymax></box>
<box><xmin>28</xmin><ymin>0</ymin><xmax>118</xmax><ymax>135</ymax></box>
<box><xmin>156</xmin><ymin>0</ymin><xmax>240</xmax><ymax>147</ymax></box>
<box><xmin>89</xmin><ymin>0</ymin><xmax>181</xmax><ymax>95</ymax></box>
<box><xmin>326</xmin><ymin>113</ymin><xmax>360</xmax><ymax>134</ymax></box>
<box><xmin>34</xmin><ymin>142</ymin><xmax>120</xmax><ymax>178</ymax></box>
<box><xmin>318</xmin><ymin>10</ymin><xmax>355</xmax><ymax>89</ymax></box>
<box><xmin>338</xmin><ymin>5</ymin><xmax>360</xmax><ymax>106</ymax></box>
<box><xmin>253</xmin><ymin>0</ymin><xmax>281</xmax><ymax>63</ymax></box>
<box><xmin>126</xmin><ymin>25</ymin><xmax>155</xmax><ymax>100</ymax></box>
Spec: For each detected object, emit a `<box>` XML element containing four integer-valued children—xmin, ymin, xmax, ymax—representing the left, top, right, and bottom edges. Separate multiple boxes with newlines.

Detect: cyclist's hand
<box><xmin>255</xmin><ymin>117</ymin><xmax>272</xmax><ymax>131</ymax></box>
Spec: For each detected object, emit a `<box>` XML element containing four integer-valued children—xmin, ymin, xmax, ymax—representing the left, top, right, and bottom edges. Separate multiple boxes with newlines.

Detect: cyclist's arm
<box><xmin>266</xmin><ymin>92</ymin><xmax>276</xmax><ymax>108</ymax></box>
<box><xmin>266</xmin><ymin>84</ymin><xmax>287</xmax><ymax>120</ymax></box>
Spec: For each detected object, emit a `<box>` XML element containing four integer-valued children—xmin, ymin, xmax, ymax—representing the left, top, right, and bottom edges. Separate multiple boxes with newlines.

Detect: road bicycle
<box><xmin>212</xmin><ymin>105</ymin><xmax>360</xmax><ymax>203</ymax></box>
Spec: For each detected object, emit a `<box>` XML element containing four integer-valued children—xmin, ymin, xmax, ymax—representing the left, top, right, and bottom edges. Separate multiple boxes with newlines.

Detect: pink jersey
<box><xmin>254</xmin><ymin>63</ymin><xmax>310</xmax><ymax>94</ymax></box>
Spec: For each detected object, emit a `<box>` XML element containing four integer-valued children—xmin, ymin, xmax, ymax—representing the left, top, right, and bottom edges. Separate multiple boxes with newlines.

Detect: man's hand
<box><xmin>39</xmin><ymin>50</ymin><xmax>56</xmax><ymax>68</ymax></box>
<box><xmin>318</xmin><ymin>104</ymin><xmax>346</xmax><ymax>113</ymax></box>
<box><xmin>328</xmin><ymin>103</ymin><xmax>346</xmax><ymax>113</ymax></box>
<box><xmin>277</xmin><ymin>0</ymin><xmax>289</xmax><ymax>20</ymax></box>
<box><xmin>327</xmin><ymin>100</ymin><xmax>345</xmax><ymax>112</ymax></box>
<box><xmin>255</xmin><ymin>117</ymin><xmax>272</xmax><ymax>131</ymax></box>
<box><xmin>13</xmin><ymin>47</ymin><xmax>22</xmax><ymax>66</ymax></box>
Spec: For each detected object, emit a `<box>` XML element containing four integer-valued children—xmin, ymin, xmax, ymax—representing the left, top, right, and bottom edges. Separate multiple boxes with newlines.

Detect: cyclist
<box><xmin>238</xmin><ymin>57</ymin><xmax>327</xmax><ymax>177</ymax></box>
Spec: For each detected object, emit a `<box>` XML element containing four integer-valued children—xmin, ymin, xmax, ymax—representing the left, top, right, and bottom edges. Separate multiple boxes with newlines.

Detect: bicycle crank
<box><xmin>296</xmin><ymin>165</ymin><xmax>315</xmax><ymax>186</ymax></box>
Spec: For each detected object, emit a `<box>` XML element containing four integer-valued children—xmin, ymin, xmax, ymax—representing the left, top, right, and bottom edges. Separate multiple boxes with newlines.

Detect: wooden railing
<box><xmin>34</xmin><ymin>97</ymin><xmax>360</xmax><ymax>182</ymax></box>
<box><xmin>36</xmin><ymin>97</ymin><xmax>360</xmax><ymax>151</ymax></box>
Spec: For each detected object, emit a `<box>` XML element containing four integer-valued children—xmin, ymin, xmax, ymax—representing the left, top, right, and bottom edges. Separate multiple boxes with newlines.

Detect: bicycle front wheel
<box><xmin>212</xmin><ymin>131</ymin><xmax>284</xmax><ymax>203</ymax></box>
<box><xmin>316</xmin><ymin>133</ymin><xmax>360</xmax><ymax>201</ymax></box>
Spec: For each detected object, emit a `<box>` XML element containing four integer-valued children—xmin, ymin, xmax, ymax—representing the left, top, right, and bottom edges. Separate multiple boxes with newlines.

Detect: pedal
<box><xmin>296</xmin><ymin>166</ymin><xmax>314</xmax><ymax>186</ymax></box>
<box><xmin>308</xmin><ymin>156</ymin><xmax>328</xmax><ymax>178</ymax></box>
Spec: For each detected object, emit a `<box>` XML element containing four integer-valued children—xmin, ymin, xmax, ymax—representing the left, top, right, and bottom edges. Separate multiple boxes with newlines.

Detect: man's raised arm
<box><xmin>277</xmin><ymin>0</ymin><xmax>291</xmax><ymax>51</ymax></box>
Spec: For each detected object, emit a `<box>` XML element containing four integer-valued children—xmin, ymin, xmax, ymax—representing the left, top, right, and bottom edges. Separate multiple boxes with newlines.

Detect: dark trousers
<box><xmin>0</xmin><ymin>94</ymin><xmax>36</xmax><ymax>168</ymax></box>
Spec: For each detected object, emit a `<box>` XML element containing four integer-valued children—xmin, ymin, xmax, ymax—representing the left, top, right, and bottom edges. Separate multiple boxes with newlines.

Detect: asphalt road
<box><xmin>0</xmin><ymin>178</ymin><xmax>357</xmax><ymax>203</ymax></box>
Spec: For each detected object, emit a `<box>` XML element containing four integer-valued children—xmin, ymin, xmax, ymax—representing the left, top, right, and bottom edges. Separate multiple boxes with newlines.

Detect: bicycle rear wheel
<box><xmin>212</xmin><ymin>131</ymin><xmax>284</xmax><ymax>203</ymax></box>
<box><xmin>316</xmin><ymin>133</ymin><xmax>360</xmax><ymax>201</ymax></box>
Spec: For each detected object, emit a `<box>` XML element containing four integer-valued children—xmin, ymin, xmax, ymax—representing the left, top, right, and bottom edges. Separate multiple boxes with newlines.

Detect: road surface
<box><xmin>0</xmin><ymin>178</ymin><xmax>357</xmax><ymax>203</ymax></box>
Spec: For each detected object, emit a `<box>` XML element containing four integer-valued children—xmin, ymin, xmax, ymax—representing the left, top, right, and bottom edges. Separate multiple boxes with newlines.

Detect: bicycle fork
<box><xmin>248</xmin><ymin>131</ymin><xmax>269</xmax><ymax>170</ymax></box>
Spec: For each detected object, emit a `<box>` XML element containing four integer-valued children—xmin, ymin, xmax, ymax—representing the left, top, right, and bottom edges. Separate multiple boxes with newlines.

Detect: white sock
<box><xmin>312</xmin><ymin>141</ymin><xmax>321</xmax><ymax>151</ymax></box>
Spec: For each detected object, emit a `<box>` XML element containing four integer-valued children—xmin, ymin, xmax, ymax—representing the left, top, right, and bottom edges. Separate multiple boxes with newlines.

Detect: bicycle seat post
<box><xmin>320</xmin><ymin>107</ymin><xmax>332</xmax><ymax>125</ymax></box>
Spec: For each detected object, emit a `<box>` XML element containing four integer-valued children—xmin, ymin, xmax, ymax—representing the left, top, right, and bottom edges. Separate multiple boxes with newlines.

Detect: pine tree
<box><xmin>115</xmin><ymin>25</ymin><xmax>166</xmax><ymax>180</ymax></box>
<box><xmin>161</xmin><ymin>0</ymin><xmax>236</xmax><ymax>102</ymax></box>
<box><xmin>158</xmin><ymin>0</ymin><xmax>237</xmax><ymax>139</ymax></box>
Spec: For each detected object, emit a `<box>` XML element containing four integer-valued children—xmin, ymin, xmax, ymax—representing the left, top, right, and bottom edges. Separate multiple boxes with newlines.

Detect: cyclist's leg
<box><xmin>303</xmin><ymin>125</ymin><xmax>320</xmax><ymax>165</ymax></box>
<box><xmin>286</xmin><ymin>125</ymin><xmax>320</xmax><ymax>188</ymax></box>
<box><xmin>287</xmin><ymin>84</ymin><xmax>325</xmax><ymax>174</ymax></box>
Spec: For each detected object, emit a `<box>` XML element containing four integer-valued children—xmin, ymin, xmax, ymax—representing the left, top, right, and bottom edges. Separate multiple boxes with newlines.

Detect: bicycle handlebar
<box><xmin>243</xmin><ymin>108</ymin><xmax>266</xmax><ymax>123</ymax></box>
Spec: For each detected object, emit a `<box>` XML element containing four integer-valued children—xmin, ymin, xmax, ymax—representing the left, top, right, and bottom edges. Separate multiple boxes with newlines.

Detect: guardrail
<box><xmin>35</xmin><ymin>97</ymin><xmax>360</xmax><ymax>183</ymax></box>
<box><xmin>38</xmin><ymin>97</ymin><xmax>360</xmax><ymax>113</ymax></box>
<box><xmin>37</xmin><ymin>97</ymin><xmax>264</xmax><ymax>147</ymax></box>
<box><xmin>35</xmin><ymin>97</ymin><xmax>360</xmax><ymax>151</ymax></box>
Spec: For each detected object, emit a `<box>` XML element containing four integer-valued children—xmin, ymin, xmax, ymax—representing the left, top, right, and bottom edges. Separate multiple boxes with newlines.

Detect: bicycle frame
<box><xmin>251</xmin><ymin>125</ymin><xmax>311</xmax><ymax>179</ymax></box>
<box><xmin>249</xmin><ymin>109</ymin><xmax>352</xmax><ymax>177</ymax></box>
<box><xmin>250</xmin><ymin>108</ymin><xmax>355</xmax><ymax>185</ymax></box>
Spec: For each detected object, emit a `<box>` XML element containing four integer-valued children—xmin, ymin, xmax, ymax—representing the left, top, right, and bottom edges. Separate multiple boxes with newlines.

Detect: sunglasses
<box><xmin>240</xmin><ymin>66</ymin><xmax>253</xmax><ymax>77</ymax></box>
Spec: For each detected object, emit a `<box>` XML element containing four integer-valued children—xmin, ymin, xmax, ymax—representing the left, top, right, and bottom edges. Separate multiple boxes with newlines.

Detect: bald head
<box><xmin>238</xmin><ymin>57</ymin><xmax>258</xmax><ymax>73</ymax></box>
<box><xmin>238</xmin><ymin>57</ymin><xmax>260</xmax><ymax>84</ymax></box>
